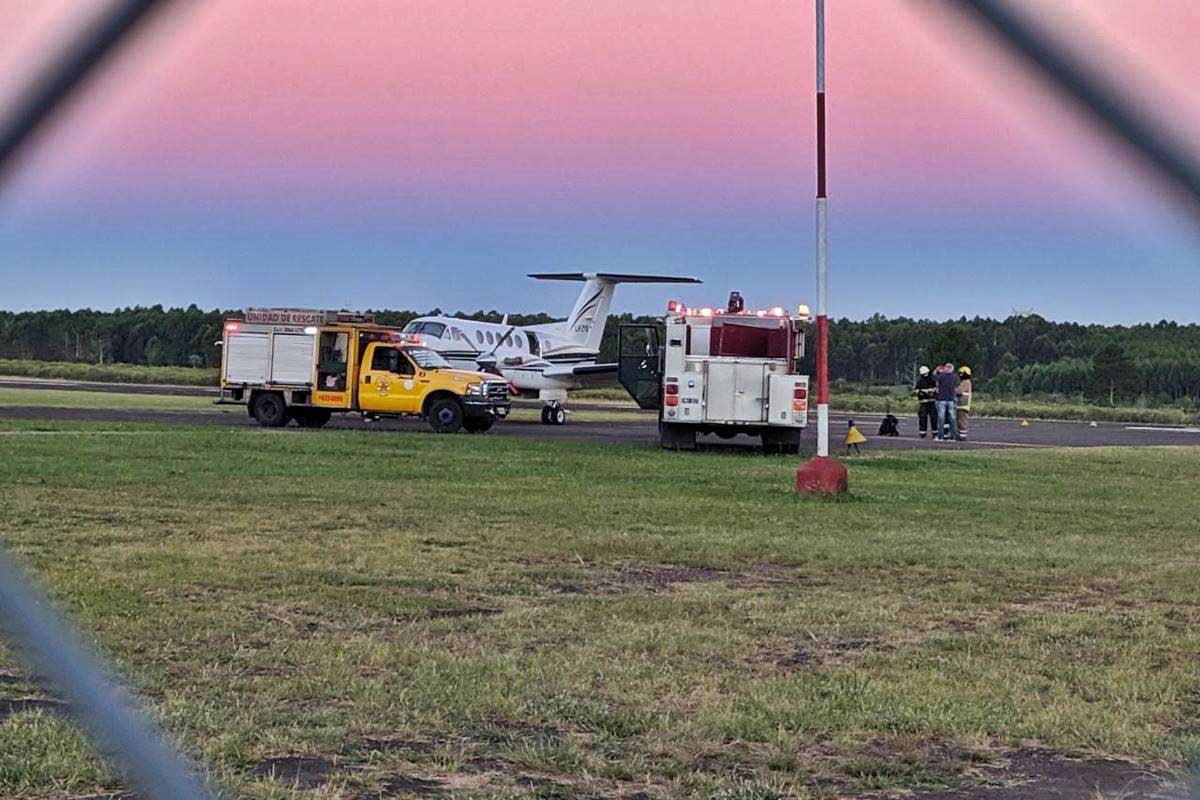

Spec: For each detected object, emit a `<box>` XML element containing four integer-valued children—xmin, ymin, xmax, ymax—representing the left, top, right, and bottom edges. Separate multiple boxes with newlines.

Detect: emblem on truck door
<box><xmin>377</xmin><ymin>377</ymin><xmax>391</xmax><ymax>397</ymax></box>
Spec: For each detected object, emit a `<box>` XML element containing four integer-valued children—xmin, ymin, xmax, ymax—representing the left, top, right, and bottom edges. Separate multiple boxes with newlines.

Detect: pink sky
<box><xmin>2</xmin><ymin>1</ymin><xmax>1198</xmax><ymax>321</ymax></box>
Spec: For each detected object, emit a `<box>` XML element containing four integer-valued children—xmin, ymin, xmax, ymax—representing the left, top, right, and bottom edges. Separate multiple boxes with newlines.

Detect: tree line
<box><xmin>1</xmin><ymin>306</ymin><xmax>1197</xmax><ymax>406</ymax></box>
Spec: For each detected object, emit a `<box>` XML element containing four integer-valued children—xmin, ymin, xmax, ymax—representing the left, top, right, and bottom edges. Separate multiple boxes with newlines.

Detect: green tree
<box><xmin>1091</xmin><ymin>341</ymin><xmax>1134</xmax><ymax>405</ymax></box>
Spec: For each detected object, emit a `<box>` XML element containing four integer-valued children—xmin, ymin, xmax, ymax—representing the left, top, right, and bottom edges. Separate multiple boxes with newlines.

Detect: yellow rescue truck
<box><xmin>217</xmin><ymin>308</ymin><xmax>510</xmax><ymax>433</ymax></box>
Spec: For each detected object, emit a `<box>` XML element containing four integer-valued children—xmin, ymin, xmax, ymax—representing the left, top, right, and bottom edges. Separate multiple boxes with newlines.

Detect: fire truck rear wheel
<box><xmin>464</xmin><ymin>416</ymin><xmax>494</xmax><ymax>433</ymax></box>
<box><xmin>250</xmin><ymin>392</ymin><xmax>288</xmax><ymax>428</ymax></box>
<box><xmin>427</xmin><ymin>398</ymin><xmax>464</xmax><ymax>433</ymax></box>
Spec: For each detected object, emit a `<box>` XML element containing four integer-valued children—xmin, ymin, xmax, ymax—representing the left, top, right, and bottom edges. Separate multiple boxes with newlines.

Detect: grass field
<box><xmin>0</xmin><ymin>386</ymin><xmax>218</xmax><ymax>412</ymax></box>
<box><xmin>1</xmin><ymin>424</ymin><xmax>1199</xmax><ymax>799</ymax></box>
<box><xmin>0</xmin><ymin>359</ymin><xmax>218</xmax><ymax>386</ymax></box>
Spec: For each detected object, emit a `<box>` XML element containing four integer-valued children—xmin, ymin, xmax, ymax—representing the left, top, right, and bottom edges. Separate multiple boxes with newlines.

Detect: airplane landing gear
<box><xmin>540</xmin><ymin>403</ymin><xmax>567</xmax><ymax>425</ymax></box>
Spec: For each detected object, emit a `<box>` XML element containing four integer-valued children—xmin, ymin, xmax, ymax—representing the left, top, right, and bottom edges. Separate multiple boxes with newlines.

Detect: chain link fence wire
<box><xmin>955</xmin><ymin>0</ymin><xmax>1200</xmax><ymax>224</ymax></box>
<box><xmin>0</xmin><ymin>4</ymin><xmax>215</xmax><ymax>798</ymax></box>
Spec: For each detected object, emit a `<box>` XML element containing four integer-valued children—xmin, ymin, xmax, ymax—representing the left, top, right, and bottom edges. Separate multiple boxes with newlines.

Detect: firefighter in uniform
<box><xmin>956</xmin><ymin>365</ymin><xmax>973</xmax><ymax>440</ymax></box>
<box><xmin>914</xmin><ymin>365</ymin><xmax>938</xmax><ymax>438</ymax></box>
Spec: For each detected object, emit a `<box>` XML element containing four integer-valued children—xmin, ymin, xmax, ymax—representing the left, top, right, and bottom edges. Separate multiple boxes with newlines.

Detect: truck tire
<box><xmin>250</xmin><ymin>392</ymin><xmax>288</xmax><ymax>428</ymax></box>
<box><xmin>427</xmin><ymin>397</ymin><xmax>464</xmax><ymax>433</ymax></box>
<box><xmin>294</xmin><ymin>408</ymin><xmax>331</xmax><ymax>428</ymax></box>
<box><xmin>464</xmin><ymin>416</ymin><xmax>494</xmax><ymax>434</ymax></box>
<box><xmin>659</xmin><ymin>422</ymin><xmax>696</xmax><ymax>451</ymax></box>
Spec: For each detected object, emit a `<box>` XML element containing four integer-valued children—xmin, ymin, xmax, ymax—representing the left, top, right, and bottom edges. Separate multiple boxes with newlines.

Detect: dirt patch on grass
<box><xmin>374</xmin><ymin>774</ymin><xmax>445</xmax><ymax>797</ymax></box>
<box><xmin>863</xmin><ymin>748</ymin><xmax>1179</xmax><ymax>799</ymax></box>
<box><xmin>749</xmin><ymin>635</ymin><xmax>897</xmax><ymax>673</ymax></box>
<box><xmin>252</xmin><ymin>755</ymin><xmax>337</xmax><ymax>788</ymax></box>
<box><xmin>0</xmin><ymin>696</ymin><xmax>65</xmax><ymax>721</ymax></box>
<box><xmin>0</xmin><ymin>669</ymin><xmax>27</xmax><ymax>685</ymax></box>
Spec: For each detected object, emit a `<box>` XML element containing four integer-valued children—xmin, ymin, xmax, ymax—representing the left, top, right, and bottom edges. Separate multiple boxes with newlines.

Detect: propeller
<box><xmin>476</xmin><ymin>324</ymin><xmax>517</xmax><ymax>374</ymax></box>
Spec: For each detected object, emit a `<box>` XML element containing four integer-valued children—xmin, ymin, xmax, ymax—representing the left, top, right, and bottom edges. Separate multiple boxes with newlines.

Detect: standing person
<box><xmin>935</xmin><ymin>362</ymin><xmax>958</xmax><ymax>441</ymax></box>
<box><xmin>914</xmin><ymin>365</ymin><xmax>937</xmax><ymax>438</ymax></box>
<box><xmin>956</xmin><ymin>365</ymin><xmax>972</xmax><ymax>440</ymax></box>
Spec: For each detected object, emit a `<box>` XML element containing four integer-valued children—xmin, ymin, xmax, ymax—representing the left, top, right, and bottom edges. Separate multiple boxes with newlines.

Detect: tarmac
<box><xmin>1</xmin><ymin>377</ymin><xmax>1197</xmax><ymax>451</ymax></box>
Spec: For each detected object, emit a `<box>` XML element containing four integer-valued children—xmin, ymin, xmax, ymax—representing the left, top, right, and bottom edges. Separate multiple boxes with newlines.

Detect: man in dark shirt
<box><xmin>914</xmin><ymin>365</ymin><xmax>938</xmax><ymax>437</ymax></box>
<box><xmin>935</xmin><ymin>363</ymin><xmax>959</xmax><ymax>441</ymax></box>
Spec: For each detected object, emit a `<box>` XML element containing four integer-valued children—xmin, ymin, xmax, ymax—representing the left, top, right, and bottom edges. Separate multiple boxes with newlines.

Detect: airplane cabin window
<box><xmin>486</xmin><ymin>331</ymin><xmax>495</xmax><ymax>345</ymax></box>
<box><xmin>476</xmin><ymin>331</ymin><xmax>485</xmax><ymax>344</ymax></box>
<box><xmin>514</xmin><ymin>334</ymin><xmax>524</xmax><ymax>349</ymax></box>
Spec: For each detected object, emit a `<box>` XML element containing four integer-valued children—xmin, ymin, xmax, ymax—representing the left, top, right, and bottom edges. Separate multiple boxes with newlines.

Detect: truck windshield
<box><xmin>405</xmin><ymin>347</ymin><xmax>451</xmax><ymax>370</ymax></box>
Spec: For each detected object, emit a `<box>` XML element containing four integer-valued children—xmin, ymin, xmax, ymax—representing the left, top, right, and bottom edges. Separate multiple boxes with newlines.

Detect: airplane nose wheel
<box><xmin>540</xmin><ymin>404</ymin><xmax>567</xmax><ymax>425</ymax></box>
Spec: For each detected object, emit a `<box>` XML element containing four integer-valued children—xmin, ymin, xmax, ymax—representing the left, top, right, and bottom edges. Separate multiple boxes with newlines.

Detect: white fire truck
<box><xmin>617</xmin><ymin>293</ymin><xmax>810</xmax><ymax>452</ymax></box>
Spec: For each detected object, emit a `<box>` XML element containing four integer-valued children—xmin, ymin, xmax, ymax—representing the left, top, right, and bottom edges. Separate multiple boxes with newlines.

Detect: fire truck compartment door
<box><xmin>270</xmin><ymin>333</ymin><xmax>316</xmax><ymax>384</ymax></box>
<box><xmin>705</xmin><ymin>362</ymin><xmax>767</xmax><ymax>422</ymax></box>
<box><xmin>225</xmin><ymin>333</ymin><xmax>269</xmax><ymax>384</ymax></box>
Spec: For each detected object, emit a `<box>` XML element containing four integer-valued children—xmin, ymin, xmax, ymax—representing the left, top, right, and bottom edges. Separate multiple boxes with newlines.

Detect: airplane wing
<box><xmin>527</xmin><ymin>273</ymin><xmax>701</xmax><ymax>284</ymax></box>
<box><xmin>541</xmin><ymin>362</ymin><xmax>619</xmax><ymax>388</ymax></box>
<box><xmin>542</xmin><ymin>363</ymin><xmax>617</xmax><ymax>377</ymax></box>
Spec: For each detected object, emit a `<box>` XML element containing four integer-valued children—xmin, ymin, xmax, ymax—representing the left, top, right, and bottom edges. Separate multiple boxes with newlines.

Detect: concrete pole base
<box><xmin>795</xmin><ymin>455</ymin><xmax>848</xmax><ymax>495</ymax></box>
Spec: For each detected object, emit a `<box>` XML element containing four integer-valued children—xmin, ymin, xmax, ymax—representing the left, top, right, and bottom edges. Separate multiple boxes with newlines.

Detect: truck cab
<box><xmin>218</xmin><ymin>309</ymin><xmax>509</xmax><ymax>433</ymax></box>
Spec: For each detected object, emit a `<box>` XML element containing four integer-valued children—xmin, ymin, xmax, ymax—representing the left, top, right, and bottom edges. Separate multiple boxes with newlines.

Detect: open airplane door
<box><xmin>617</xmin><ymin>323</ymin><xmax>663</xmax><ymax>410</ymax></box>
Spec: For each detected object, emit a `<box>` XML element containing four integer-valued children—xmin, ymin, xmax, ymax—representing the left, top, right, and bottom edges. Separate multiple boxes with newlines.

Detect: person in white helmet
<box><xmin>913</xmin><ymin>365</ymin><xmax>938</xmax><ymax>437</ymax></box>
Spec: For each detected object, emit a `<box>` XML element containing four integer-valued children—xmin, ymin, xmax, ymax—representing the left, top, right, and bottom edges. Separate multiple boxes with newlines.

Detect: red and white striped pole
<box><xmin>814</xmin><ymin>0</ymin><xmax>830</xmax><ymax>458</ymax></box>
<box><xmin>796</xmin><ymin>0</ymin><xmax>846</xmax><ymax>493</ymax></box>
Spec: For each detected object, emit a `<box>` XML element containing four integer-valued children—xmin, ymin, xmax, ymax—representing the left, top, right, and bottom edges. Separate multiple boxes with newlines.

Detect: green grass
<box><xmin>831</xmin><ymin>390</ymin><xmax>1195</xmax><ymax>425</ymax></box>
<box><xmin>0</xmin><ymin>358</ymin><xmax>218</xmax><ymax>386</ymax></box>
<box><xmin>0</xmin><ymin>386</ymin><xmax>218</xmax><ymax>412</ymax></box>
<box><xmin>1</xmin><ymin>423</ymin><xmax>1198</xmax><ymax>798</ymax></box>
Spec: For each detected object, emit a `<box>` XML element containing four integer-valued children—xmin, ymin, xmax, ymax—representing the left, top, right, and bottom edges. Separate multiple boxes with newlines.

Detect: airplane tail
<box><xmin>528</xmin><ymin>272</ymin><xmax>701</xmax><ymax>352</ymax></box>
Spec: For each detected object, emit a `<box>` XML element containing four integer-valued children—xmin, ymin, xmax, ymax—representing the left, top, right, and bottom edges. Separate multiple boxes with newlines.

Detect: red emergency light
<box><xmin>224</xmin><ymin>321</ymin><xmax>241</xmax><ymax>332</ymax></box>
<box><xmin>666</xmin><ymin>299</ymin><xmax>687</xmax><ymax>315</ymax></box>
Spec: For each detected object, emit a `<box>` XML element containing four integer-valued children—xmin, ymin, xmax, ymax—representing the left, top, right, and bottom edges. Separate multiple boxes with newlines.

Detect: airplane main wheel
<box><xmin>540</xmin><ymin>406</ymin><xmax>567</xmax><ymax>425</ymax></box>
<box><xmin>540</xmin><ymin>407</ymin><xmax>552</xmax><ymax>425</ymax></box>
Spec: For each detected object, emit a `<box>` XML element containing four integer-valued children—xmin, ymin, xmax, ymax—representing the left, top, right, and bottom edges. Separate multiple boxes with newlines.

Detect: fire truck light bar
<box><xmin>666</xmin><ymin>301</ymin><xmax>795</xmax><ymax>318</ymax></box>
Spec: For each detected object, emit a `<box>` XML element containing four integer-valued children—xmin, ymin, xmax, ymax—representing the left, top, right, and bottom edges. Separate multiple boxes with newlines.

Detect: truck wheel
<box><xmin>427</xmin><ymin>398</ymin><xmax>464</xmax><ymax>433</ymax></box>
<box><xmin>250</xmin><ymin>392</ymin><xmax>288</xmax><ymax>428</ymax></box>
<box><xmin>659</xmin><ymin>422</ymin><xmax>696</xmax><ymax>451</ymax></box>
<box><xmin>295</xmin><ymin>408</ymin><xmax>331</xmax><ymax>428</ymax></box>
<box><xmin>464</xmin><ymin>416</ymin><xmax>494</xmax><ymax>434</ymax></box>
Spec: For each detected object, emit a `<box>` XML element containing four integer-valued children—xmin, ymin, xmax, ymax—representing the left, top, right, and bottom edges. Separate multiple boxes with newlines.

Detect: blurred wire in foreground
<box><xmin>0</xmin><ymin>1</ymin><xmax>212</xmax><ymax>797</ymax></box>
<box><xmin>0</xmin><ymin>555</ymin><xmax>213</xmax><ymax>799</ymax></box>
<box><xmin>0</xmin><ymin>0</ymin><xmax>168</xmax><ymax>184</ymax></box>
<box><xmin>955</xmin><ymin>0</ymin><xmax>1200</xmax><ymax>224</ymax></box>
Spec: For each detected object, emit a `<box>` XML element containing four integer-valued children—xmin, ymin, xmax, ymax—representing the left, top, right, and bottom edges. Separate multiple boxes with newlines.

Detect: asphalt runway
<box><xmin>1</xmin><ymin>378</ymin><xmax>1198</xmax><ymax>450</ymax></box>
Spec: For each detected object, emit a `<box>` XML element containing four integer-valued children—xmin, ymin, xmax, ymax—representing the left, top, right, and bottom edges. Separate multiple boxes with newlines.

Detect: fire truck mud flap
<box><xmin>659</xmin><ymin>422</ymin><xmax>697</xmax><ymax>451</ymax></box>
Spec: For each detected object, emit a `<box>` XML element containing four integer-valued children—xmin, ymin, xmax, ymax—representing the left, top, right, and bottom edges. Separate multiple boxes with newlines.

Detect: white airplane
<box><xmin>402</xmin><ymin>273</ymin><xmax>700</xmax><ymax>424</ymax></box>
